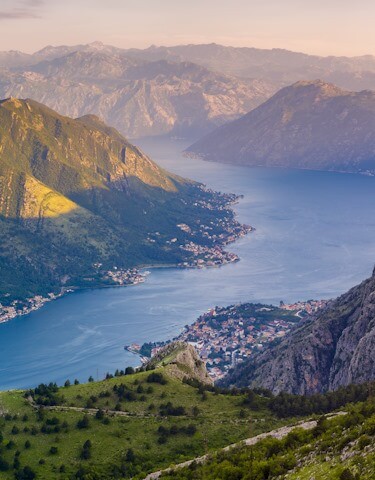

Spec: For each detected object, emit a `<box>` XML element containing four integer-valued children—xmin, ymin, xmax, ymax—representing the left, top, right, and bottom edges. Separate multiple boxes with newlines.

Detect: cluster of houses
<box><xmin>104</xmin><ymin>268</ymin><xmax>146</xmax><ymax>286</ymax></box>
<box><xmin>146</xmin><ymin>185</ymin><xmax>253</xmax><ymax>268</ymax></box>
<box><xmin>0</xmin><ymin>292</ymin><xmax>61</xmax><ymax>323</ymax></box>
<box><xmin>163</xmin><ymin>300</ymin><xmax>326</xmax><ymax>380</ymax></box>
<box><xmin>179</xmin><ymin>242</ymin><xmax>239</xmax><ymax>267</ymax></box>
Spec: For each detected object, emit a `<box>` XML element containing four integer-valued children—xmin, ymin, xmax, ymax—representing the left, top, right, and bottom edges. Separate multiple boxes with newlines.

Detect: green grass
<box><xmin>160</xmin><ymin>399</ymin><xmax>375</xmax><ymax>480</ymax></box>
<box><xmin>0</xmin><ymin>369</ymin><xmax>292</xmax><ymax>480</ymax></box>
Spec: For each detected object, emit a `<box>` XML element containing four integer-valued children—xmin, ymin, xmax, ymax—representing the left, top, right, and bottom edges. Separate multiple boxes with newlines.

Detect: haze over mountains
<box><xmin>188</xmin><ymin>80</ymin><xmax>375</xmax><ymax>174</ymax></box>
<box><xmin>0</xmin><ymin>43</ymin><xmax>275</xmax><ymax>139</ymax></box>
<box><xmin>125</xmin><ymin>43</ymin><xmax>375</xmax><ymax>91</ymax></box>
<box><xmin>3</xmin><ymin>42</ymin><xmax>375</xmax><ymax>140</ymax></box>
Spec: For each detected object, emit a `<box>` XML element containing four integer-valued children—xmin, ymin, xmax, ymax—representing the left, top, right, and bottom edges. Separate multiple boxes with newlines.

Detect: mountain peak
<box><xmin>187</xmin><ymin>80</ymin><xmax>375</xmax><ymax>173</ymax></box>
<box><xmin>289</xmin><ymin>79</ymin><xmax>346</xmax><ymax>96</ymax></box>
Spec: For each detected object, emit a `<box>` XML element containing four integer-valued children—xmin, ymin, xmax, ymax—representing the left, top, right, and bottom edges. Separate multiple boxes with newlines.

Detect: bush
<box><xmin>340</xmin><ymin>468</ymin><xmax>355</xmax><ymax>480</ymax></box>
<box><xmin>77</xmin><ymin>415</ymin><xmax>90</xmax><ymax>429</ymax></box>
<box><xmin>147</xmin><ymin>372</ymin><xmax>167</xmax><ymax>385</ymax></box>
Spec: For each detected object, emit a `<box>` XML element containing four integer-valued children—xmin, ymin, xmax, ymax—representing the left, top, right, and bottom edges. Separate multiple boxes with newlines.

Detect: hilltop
<box><xmin>144</xmin><ymin>342</ymin><xmax>213</xmax><ymax>386</ymax></box>
<box><xmin>187</xmin><ymin>80</ymin><xmax>375</xmax><ymax>174</ymax></box>
<box><xmin>0</xmin><ymin>343</ymin><xmax>374</xmax><ymax>479</ymax></box>
<box><xmin>0</xmin><ymin>98</ymin><xmax>248</xmax><ymax>310</ymax></box>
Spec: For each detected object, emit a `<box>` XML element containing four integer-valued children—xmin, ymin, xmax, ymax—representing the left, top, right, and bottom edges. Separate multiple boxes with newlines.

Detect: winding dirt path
<box><xmin>142</xmin><ymin>412</ymin><xmax>346</xmax><ymax>480</ymax></box>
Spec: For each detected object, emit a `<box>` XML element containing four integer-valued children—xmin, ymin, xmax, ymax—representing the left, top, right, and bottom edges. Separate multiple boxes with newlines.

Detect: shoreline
<box><xmin>0</xmin><ymin>187</ymin><xmax>253</xmax><ymax>325</ymax></box>
<box><xmin>0</xmin><ymin>230</ymin><xmax>254</xmax><ymax>326</ymax></box>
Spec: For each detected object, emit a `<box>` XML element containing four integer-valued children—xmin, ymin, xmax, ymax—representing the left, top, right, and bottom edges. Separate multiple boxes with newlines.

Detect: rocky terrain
<box><xmin>187</xmin><ymin>80</ymin><xmax>375</xmax><ymax>174</ymax></box>
<box><xmin>145</xmin><ymin>341</ymin><xmax>213</xmax><ymax>386</ymax></box>
<box><xmin>0</xmin><ymin>43</ymin><xmax>275</xmax><ymax>139</ymax></box>
<box><xmin>4</xmin><ymin>42</ymin><xmax>375</xmax><ymax>141</ymax></box>
<box><xmin>223</xmin><ymin>267</ymin><xmax>375</xmax><ymax>395</ymax></box>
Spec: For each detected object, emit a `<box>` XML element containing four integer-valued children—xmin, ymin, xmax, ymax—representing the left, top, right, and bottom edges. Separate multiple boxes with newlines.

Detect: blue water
<box><xmin>1</xmin><ymin>137</ymin><xmax>375</xmax><ymax>390</ymax></box>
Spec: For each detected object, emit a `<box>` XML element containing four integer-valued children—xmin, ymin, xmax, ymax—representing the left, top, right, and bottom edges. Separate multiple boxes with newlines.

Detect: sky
<box><xmin>0</xmin><ymin>0</ymin><xmax>374</xmax><ymax>56</ymax></box>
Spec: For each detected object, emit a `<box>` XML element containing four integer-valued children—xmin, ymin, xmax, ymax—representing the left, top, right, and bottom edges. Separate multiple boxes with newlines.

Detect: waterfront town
<box><xmin>0</xmin><ymin>185</ymin><xmax>253</xmax><ymax>324</ymax></box>
<box><xmin>145</xmin><ymin>187</ymin><xmax>253</xmax><ymax>269</ymax></box>
<box><xmin>0</xmin><ymin>268</ymin><xmax>147</xmax><ymax>323</ymax></box>
<box><xmin>0</xmin><ymin>293</ymin><xmax>63</xmax><ymax>323</ymax></box>
<box><xmin>136</xmin><ymin>299</ymin><xmax>328</xmax><ymax>380</ymax></box>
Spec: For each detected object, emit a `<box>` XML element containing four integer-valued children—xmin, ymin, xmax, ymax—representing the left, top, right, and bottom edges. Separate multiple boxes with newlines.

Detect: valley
<box><xmin>1</xmin><ymin>3</ymin><xmax>375</xmax><ymax>479</ymax></box>
<box><xmin>0</xmin><ymin>138</ymin><xmax>374</xmax><ymax>391</ymax></box>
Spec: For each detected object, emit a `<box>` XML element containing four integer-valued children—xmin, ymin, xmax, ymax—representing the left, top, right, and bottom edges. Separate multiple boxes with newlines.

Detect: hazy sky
<box><xmin>0</xmin><ymin>0</ymin><xmax>374</xmax><ymax>56</ymax></box>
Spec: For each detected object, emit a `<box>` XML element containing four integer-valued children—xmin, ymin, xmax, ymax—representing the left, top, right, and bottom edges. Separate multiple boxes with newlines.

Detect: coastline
<box><xmin>0</xmin><ymin>187</ymin><xmax>253</xmax><ymax>326</ymax></box>
<box><xmin>0</xmin><ymin>229</ymin><xmax>254</xmax><ymax>326</ymax></box>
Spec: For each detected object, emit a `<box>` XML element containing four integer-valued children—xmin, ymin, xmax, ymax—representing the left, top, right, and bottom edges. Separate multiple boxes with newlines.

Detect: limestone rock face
<box><xmin>223</xmin><ymin>269</ymin><xmax>375</xmax><ymax>394</ymax></box>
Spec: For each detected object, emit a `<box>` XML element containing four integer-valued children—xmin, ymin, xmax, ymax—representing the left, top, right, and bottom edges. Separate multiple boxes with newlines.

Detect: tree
<box><xmin>64</xmin><ymin>379</ymin><xmax>71</xmax><ymax>387</ymax></box>
<box><xmin>77</xmin><ymin>415</ymin><xmax>90</xmax><ymax>429</ymax></box>
<box><xmin>15</xmin><ymin>466</ymin><xmax>36</xmax><ymax>480</ymax></box>
<box><xmin>125</xmin><ymin>448</ymin><xmax>135</xmax><ymax>463</ymax></box>
<box><xmin>81</xmin><ymin>439</ymin><xmax>92</xmax><ymax>460</ymax></box>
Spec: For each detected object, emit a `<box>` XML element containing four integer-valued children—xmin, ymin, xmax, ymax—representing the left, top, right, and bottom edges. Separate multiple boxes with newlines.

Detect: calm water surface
<box><xmin>1</xmin><ymin>137</ymin><xmax>375</xmax><ymax>390</ymax></box>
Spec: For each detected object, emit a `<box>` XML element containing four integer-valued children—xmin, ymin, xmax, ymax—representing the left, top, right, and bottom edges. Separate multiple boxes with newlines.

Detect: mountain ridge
<box><xmin>187</xmin><ymin>80</ymin><xmax>375</xmax><ymax>174</ymax></box>
<box><xmin>0</xmin><ymin>98</ymin><xmax>246</xmax><ymax>307</ymax></box>
<box><xmin>222</xmin><ymin>267</ymin><xmax>375</xmax><ymax>394</ymax></box>
<box><xmin>0</xmin><ymin>48</ymin><xmax>275</xmax><ymax>139</ymax></box>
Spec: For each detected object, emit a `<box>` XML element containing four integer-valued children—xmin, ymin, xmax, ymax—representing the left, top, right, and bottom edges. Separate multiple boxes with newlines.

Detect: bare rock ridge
<box><xmin>187</xmin><ymin>80</ymin><xmax>375</xmax><ymax>174</ymax></box>
<box><xmin>145</xmin><ymin>342</ymin><xmax>213</xmax><ymax>386</ymax></box>
<box><xmin>0</xmin><ymin>47</ymin><xmax>275</xmax><ymax>139</ymax></box>
<box><xmin>223</xmin><ymin>267</ymin><xmax>375</xmax><ymax>395</ymax></box>
<box><xmin>5</xmin><ymin>42</ymin><xmax>375</xmax><ymax>139</ymax></box>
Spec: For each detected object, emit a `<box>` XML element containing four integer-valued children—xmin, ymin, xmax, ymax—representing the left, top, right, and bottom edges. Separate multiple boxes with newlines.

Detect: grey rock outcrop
<box><xmin>223</xmin><ymin>269</ymin><xmax>375</xmax><ymax>394</ymax></box>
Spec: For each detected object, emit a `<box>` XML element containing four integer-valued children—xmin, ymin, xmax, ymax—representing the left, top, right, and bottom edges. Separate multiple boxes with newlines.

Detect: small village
<box><xmin>138</xmin><ymin>299</ymin><xmax>328</xmax><ymax>380</ymax></box>
<box><xmin>0</xmin><ymin>293</ymin><xmax>63</xmax><ymax>323</ymax></box>
<box><xmin>103</xmin><ymin>267</ymin><xmax>147</xmax><ymax>286</ymax></box>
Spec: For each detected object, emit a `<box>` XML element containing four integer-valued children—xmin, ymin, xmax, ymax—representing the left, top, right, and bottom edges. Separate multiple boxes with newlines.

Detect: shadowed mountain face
<box><xmin>0</xmin><ymin>47</ymin><xmax>275</xmax><ymax>139</ymax></box>
<box><xmin>0</xmin><ymin>98</ymin><xmax>237</xmax><ymax>304</ymax></box>
<box><xmin>222</xmin><ymin>269</ymin><xmax>375</xmax><ymax>395</ymax></box>
<box><xmin>187</xmin><ymin>80</ymin><xmax>375</xmax><ymax>174</ymax></box>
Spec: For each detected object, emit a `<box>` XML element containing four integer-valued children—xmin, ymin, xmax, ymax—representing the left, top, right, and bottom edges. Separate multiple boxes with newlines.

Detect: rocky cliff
<box><xmin>187</xmin><ymin>80</ymin><xmax>375</xmax><ymax>174</ymax></box>
<box><xmin>223</xmin><ymin>268</ymin><xmax>375</xmax><ymax>394</ymax></box>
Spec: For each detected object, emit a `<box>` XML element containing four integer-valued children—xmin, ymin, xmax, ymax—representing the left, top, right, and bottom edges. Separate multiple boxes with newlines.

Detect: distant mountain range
<box><xmin>0</xmin><ymin>43</ymin><xmax>275</xmax><ymax>139</ymax></box>
<box><xmin>223</xmin><ymin>267</ymin><xmax>375</xmax><ymax>394</ymax></box>
<box><xmin>187</xmin><ymin>80</ymin><xmax>375</xmax><ymax>174</ymax></box>
<box><xmin>3</xmin><ymin>42</ymin><xmax>375</xmax><ymax>140</ymax></box>
<box><xmin>0</xmin><ymin>98</ymin><xmax>239</xmax><ymax>305</ymax></box>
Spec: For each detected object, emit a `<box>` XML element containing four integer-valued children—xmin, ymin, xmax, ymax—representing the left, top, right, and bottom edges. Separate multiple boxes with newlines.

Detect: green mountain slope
<box><xmin>0</xmin><ymin>345</ymin><xmax>373</xmax><ymax>479</ymax></box>
<box><xmin>162</xmin><ymin>398</ymin><xmax>375</xmax><ymax>480</ymax></box>
<box><xmin>0</xmin><ymin>98</ymin><xmax>245</xmax><ymax>306</ymax></box>
<box><xmin>0</xmin><ymin>352</ymin><xmax>288</xmax><ymax>480</ymax></box>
